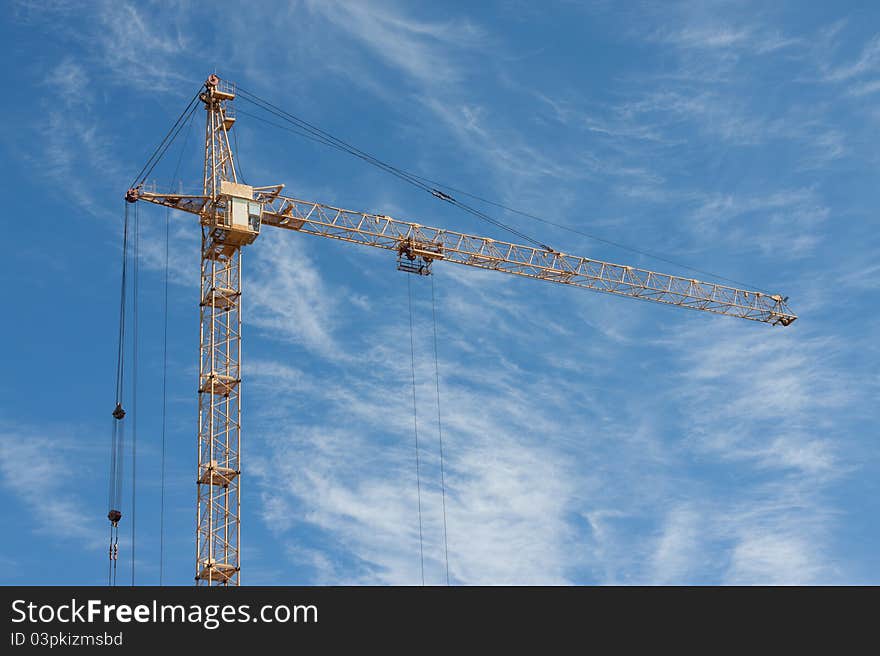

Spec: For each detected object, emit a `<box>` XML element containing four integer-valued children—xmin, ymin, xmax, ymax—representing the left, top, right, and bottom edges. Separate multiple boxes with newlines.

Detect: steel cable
<box><xmin>431</xmin><ymin>276</ymin><xmax>451</xmax><ymax>586</ymax></box>
<box><xmin>129</xmin><ymin>92</ymin><xmax>201</xmax><ymax>189</ymax></box>
<box><xmin>407</xmin><ymin>275</ymin><xmax>426</xmax><ymax>586</ymax></box>
<box><xmin>130</xmin><ymin>201</ymin><xmax>140</xmax><ymax>586</ymax></box>
<box><xmin>235</xmin><ymin>86</ymin><xmax>773</xmax><ymax>291</ymax></box>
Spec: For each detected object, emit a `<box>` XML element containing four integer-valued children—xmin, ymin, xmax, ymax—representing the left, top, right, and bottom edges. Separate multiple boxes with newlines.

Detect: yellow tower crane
<box><xmin>124</xmin><ymin>74</ymin><xmax>797</xmax><ymax>586</ymax></box>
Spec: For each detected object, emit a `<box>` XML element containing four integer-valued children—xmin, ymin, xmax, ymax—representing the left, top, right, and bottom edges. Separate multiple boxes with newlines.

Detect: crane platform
<box><xmin>199</xmin><ymin>373</ymin><xmax>240</xmax><ymax>396</ymax></box>
<box><xmin>197</xmin><ymin>561</ymin><xmax>237</xmax><ymax>583</ymax></box>
<box><xmin>198</xmin><ymin>460</ymin><xmax>239</xmax><ymax>487</ymax></box>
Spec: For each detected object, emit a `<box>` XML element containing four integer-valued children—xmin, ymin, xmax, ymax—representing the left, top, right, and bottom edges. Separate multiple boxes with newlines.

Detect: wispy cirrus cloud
<box><xmin>0</xmin><ymin>426</ymin><xmax>102</xmax><ymax>545</ymax></box>
<box><xmin>646</xmin><ymin>487</ymin><xmax>837</xmax><ymax>585</ymax></box>
<box><xmin>248</xmin><ymin>236</ymin><xmax>341</xmax><ymax>358</ymax></box>
<box><xmin>18</xmin><ymin>2</ymin><xmax>195</xmax><ymax>223</ymax></box>
<box><xmin>81</xmin><ymin>0</ymin><xmax>191</xmax><ymax>91</ymax></box>
<box><xmin>819</xmin><ymin>33</ymin><xmax>880</xmax><ymax>83</ymax></box>
<box><xmin>721</xmin><ymin>491</ymin><xmax>836</xmax><ymax>584</ymax></box>
<box><xmin>304</xmin><ymin>0</ymin><xmax>484</xmax><ymax>88</ymax></box>
<box><xmin>667</xmin><ymin>320</ymin><xmax>852</xmax><ymax>476</ymax></box>
<box><xmin>637</xmin><ymin>315</ymin><xmax>865</xmax><ymax>583</ymax></box>
<box><xmin>653</xmin><ymin>22</ymin><xmax>802</xmax><ymax>56</ymax></box>
<box><xmin>687</xmin><ymin>187</ymin><xmax>829</xmax><ymax>258</ymax></box>
<box><xmin>289</xmin><ymin>0</ymin><xmax>603</xmax><ymax>210</ymax></box>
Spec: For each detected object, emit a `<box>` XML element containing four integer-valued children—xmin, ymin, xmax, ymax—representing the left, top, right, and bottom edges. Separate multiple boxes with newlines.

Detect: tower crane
<box><xmin>122</xmin><ymin>74</ymin><xmax>797</xmax><ymax>586</ymax></box>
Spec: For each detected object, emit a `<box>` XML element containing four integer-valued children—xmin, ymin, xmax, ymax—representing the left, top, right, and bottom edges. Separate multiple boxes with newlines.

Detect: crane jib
<box><xmin>130</xmin><ymin>188</ymin><xmax>797</xmax><ymax>327</ymax></box>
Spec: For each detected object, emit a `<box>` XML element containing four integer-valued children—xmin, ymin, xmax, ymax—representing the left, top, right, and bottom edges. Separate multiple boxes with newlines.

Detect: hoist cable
<box><xmin>431</xmin><ymin>276</ymin><xmax>451</xmax><ymax>586</ymax></box>
<box><xmin>108</xmin><ymin>201</ymin><xmax>131</xmax><ymax>586</ymax></box>
<box><xmin>114</xmin><ymin>205</ymin><xmax>130</xmax><ymax>407</ymax></box>
<box><xmin>159</xmin><ymin>205</ymin><xmax>169</xmax><ymax>587</ymax></box>
<box><xmin>407</xmin><ymin>275</ymin><xmax>426</xmax><ymax>586</ymax></box>
<box><xmin>235</xmin><ymin>87</ymin><xmax>773</xmax><ymax>291</ymax></box>
<box><xmin>108</xmin><ymin>423</ymin><xmax>119</xmax><ymax>515</ymax></box>
<box><xmin>114</xmin><ymin>416</ymin><xmax>124</xmax><ymax>520</ymax></box>
<box><xmin>130</xmin><ymin>201</ymin><xmax>140</xmax><ymax>587</ymax></box>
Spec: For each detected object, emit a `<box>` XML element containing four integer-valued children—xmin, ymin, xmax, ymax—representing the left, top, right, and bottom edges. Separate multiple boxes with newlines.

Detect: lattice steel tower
<box><xmin>194</xmin><ymin>75</ymin><xmax>255</xmax><ymax>585</ymax></box>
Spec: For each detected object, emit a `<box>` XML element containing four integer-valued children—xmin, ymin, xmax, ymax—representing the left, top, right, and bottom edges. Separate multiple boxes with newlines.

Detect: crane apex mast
<box><xmin>200</xmin><ymin>74</ymin><xmax>239</xmax><ymax>198</ymax></box>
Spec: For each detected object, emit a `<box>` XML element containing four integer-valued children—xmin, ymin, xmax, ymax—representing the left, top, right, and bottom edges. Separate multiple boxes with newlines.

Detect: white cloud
<box><xmin>248</xmin><ymin>236</ymin><xmax>341</xmax><ymax>358</ymax></box>
<box><xmin>89</xmin><ymin>0</ymin><xmax>191</xmax><ymax>90</ymax></box>
<box><xmin>726</xmin><ymin>532</ymin><xmax>822</xmax><ymax>583</ymax></box>
<box><xmin>666</xmin><ymin>320</ymin><xmax>849</xmax><ymax>475</ymax></box>
<box><xmin>655</xmin><ymin>22</ymin><xmax>801</xmax><ymax>56</ymax></box>
<box><xmin>687</xmin><ymin>188</ymin><xmax>829</xmax><ymax>258</ymax></box>
<box><xmin>849</xmin><ymin>78</ymin><xmax>880</xmax><ymax>96</ymax></box>
<box><xmin>650</xmin><ymin>506</ymin><xmax>704</xmax><ymax>583</ymax></box>
<box><xmin>821</xmin><ymin>34</ymin><xmax>880</xmax><ymax>83</ymax></box>
<box><xmin>44</xmin><ymin>57</ymin><xmax>91</xmax><ymax>106</ymax></box>
<box><xmin>0</xmin><ymin>427</ymin><xmax>102</xmax><ymax>545</ymax></box>
<box><xmin>304</xmin><ymin>0</ymin><xmax>483</xmax><ymax>88</ymax></box>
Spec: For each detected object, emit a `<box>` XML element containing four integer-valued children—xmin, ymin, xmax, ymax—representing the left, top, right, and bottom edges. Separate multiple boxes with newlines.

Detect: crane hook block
<box><xmin>112</xmin><ymin>403</ymin><xmax>126</xmax><ymax>420</ymax></box>
<box><xmin>107</xmin><ymin>509</ymin><xmax>122</xmax><ymax>525</ymax></box>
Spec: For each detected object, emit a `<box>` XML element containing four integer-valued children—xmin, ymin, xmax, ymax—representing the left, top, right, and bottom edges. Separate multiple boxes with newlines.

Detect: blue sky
<box><xmin>0</xmin><ymin>0</ymin><xmax>878</xmax><ymax>585</ymax></box>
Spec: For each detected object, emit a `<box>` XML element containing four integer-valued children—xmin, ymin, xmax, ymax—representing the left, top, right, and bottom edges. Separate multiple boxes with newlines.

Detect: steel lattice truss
<box><xmin>195</xmin><ymin>242</ymin><xmax>242</xmax><ymax>585</ymax></box>
<box><xmin>138</xmin><ymin>189</ymin><xmax>797</xmax><ymax>326</ymax></box>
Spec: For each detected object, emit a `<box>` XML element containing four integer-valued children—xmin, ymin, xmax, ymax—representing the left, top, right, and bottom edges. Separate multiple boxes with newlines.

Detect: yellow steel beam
<box><xmin>132</xmin><ymin>189</ymin><xmax>797</xmax><ymax>326</ymax></box>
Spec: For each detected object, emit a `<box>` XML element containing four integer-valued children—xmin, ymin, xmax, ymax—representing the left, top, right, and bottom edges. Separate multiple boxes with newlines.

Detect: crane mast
<box><xmin>125</xmin><ymin>74</ymin><xmax>797</xmax><ymax>586</ymax></box>
<box><xmin>195</xmin><ymin>75</ymin><xmax>248</xmax><ymax>585</ymax></box>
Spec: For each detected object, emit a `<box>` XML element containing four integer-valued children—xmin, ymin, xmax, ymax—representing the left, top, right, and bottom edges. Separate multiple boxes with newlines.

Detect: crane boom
<box><xmin>132</xmin><ymin>188</ymin><xmax>797</xmax><ymax>326</ymax></box>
